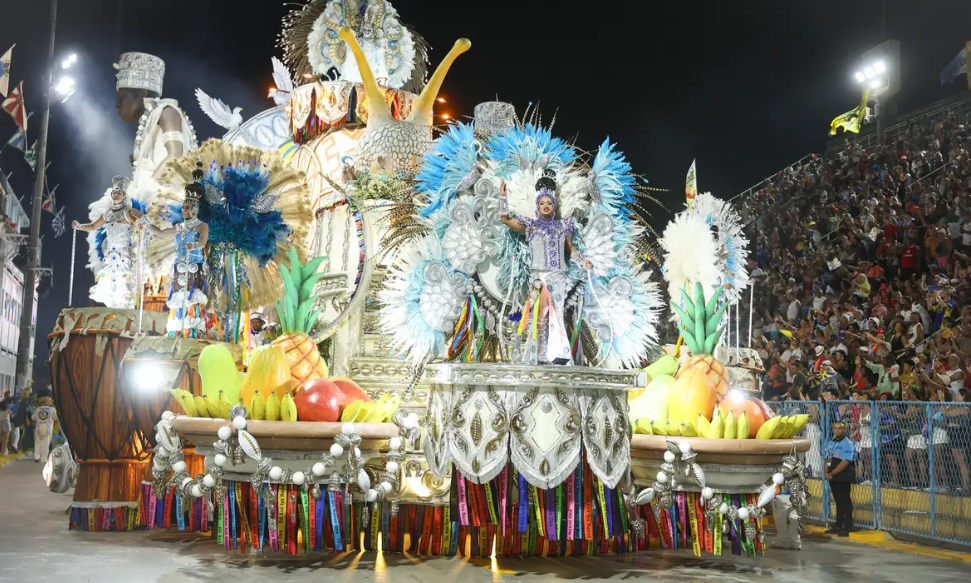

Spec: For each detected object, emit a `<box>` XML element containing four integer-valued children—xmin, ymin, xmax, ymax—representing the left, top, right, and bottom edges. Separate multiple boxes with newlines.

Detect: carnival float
<box><xmin>47</xmin><ymin>0</ymin><xmax>808</xmax><ymax>559</ymax></box>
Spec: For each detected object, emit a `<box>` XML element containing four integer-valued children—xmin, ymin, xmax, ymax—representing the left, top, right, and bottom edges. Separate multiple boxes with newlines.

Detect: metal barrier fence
<box><xmin>767</xmin><ymin>400</ymin><xmax>971</xmax><ymax>546</ymax></box>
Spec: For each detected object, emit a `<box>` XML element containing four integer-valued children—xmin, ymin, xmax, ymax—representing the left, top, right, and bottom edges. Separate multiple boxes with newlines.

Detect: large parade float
<box><xmin>48</xmin><ymin>0</ymin><xmax>808</xmax><ymax>558</ymax></box>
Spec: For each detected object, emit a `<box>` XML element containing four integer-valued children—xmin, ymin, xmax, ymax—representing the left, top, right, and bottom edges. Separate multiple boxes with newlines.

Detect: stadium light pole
<box><xmin>853</xmin><ymin>41</ymin><xmax>900</xmax><ymax>146</ymax></box>
<box><xmin>15</xmin><ymin>0</ymin><xmax>58</xmax><ymax>389</ymax></box>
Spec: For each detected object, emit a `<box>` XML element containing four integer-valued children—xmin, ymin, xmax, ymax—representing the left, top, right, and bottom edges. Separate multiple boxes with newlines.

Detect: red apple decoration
<box><xmin>331</xmin><ymin>377</ymin><xmax>369</xmax><ymax>402</ymax></box>
<box><xmin>293</xmin><ymin>378</ymin><xmax>345</xmax><ymax>422</ymax></box>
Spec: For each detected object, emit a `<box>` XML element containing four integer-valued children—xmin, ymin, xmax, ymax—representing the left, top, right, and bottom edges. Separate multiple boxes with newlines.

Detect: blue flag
<box><xmin>941</xmin><ymin>44</ymin><xmax>969</xmax><ymax>85</ymax></box>
<box><xmin>6</xmin><ymin>127</ymin><xmax>26</xmax><ymax>152</ymax></box>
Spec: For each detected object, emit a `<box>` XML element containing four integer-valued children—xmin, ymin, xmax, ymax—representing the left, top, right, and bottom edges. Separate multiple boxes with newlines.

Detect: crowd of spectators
<box><xmin>721</xmin><ymin>106</ymin><xmax>971</xmax><ymax>491</ymax></box>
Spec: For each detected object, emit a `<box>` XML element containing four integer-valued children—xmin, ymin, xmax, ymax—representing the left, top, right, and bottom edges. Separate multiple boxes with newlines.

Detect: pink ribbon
<box><xmin>499</xmin><ymin>467</ymin><xmax>508</xmax><ymax>537</ymax></box>
<box><xmin>566</xmin><ymin>472</ymin><xmax>576</xmax><ymax>540</ymax></box>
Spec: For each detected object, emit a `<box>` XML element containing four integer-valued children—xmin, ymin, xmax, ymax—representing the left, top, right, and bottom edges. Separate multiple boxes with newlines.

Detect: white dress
<box><xmin>89</xmin><ymin>208</ymin><xmax>136</xmax><ymax>309</ymax></box>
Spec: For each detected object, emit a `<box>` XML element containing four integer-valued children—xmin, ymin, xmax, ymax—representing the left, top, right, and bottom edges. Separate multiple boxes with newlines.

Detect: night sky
<box><xmin>1</xmin><ymin>0</ymin><xmax>970</xmax><ymax>384</ymax></box>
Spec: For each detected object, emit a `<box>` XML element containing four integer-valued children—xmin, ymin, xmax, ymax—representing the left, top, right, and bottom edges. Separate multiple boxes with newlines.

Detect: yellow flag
<box><xmin>830</xmin><ymin>89</ymin><xmax>870</xmax><ymax>136</ymax></box>
<box><xmin>779</xmin><ymin>329</ymin><xmax>794</xmax><ymax>340</ymax></box>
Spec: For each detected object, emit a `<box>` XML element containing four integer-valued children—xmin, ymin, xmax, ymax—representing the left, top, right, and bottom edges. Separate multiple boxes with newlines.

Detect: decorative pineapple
<box><xmin>667</xmin><ymin>283</ymin><xmax>729</xmax><ymax>422</ymax></box>
<box><xmin>272</xmin><ymin>248</ymin><xmax>329</xmax><ymax>386</ymax></box>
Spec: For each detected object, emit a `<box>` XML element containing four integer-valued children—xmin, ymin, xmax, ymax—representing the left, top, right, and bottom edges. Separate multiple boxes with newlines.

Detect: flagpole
<box><xmin>15</xmin><ymin>0</ymin><xmax>57</xmax><ymax>389</ymax></box>
<box><xmin>67</xmin><ymin>227</ymin><xmax>76</xmax><ymax>306</ymax></box>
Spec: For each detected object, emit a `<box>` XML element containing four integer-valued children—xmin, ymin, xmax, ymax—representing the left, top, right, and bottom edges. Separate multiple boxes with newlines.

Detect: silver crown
<box><xmin>114</xmin><ymin>52</ymin><xmax>165</xmax><ymax>95</ymax></box>
<box><xmin>473</xmin><ymin>102</ymin><xmax>516</xmax><ymax>138</ymax></box>
<box><xmin>111</xmin><ymin>175</ymin><xmax>131</xmax><ymax>191</ymax></box>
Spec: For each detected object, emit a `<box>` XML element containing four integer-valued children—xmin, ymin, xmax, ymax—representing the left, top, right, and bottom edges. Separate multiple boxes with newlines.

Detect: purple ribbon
<box><xmin>518</xmin><ymin>473</ymin><xmax>529</xmax><ymax>533</ymax></box>
<box><xmin>545</xmin><ymin>485</ymin><xmax>557</xmax><ymax>541</ymax></box>
<box><xmin>730</xmin><ymin>494</ymin><xmax>742</xmax><ymax>556</ymax></box>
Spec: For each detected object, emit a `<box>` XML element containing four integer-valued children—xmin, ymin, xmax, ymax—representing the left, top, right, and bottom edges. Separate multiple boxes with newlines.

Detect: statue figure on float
<box><xmin>113</xmin><ymin>52</ymin><xmax>198</xmax><ymax>205</ymax></box>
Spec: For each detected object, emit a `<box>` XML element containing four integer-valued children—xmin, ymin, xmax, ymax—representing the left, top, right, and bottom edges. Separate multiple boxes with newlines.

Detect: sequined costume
<box><xmin>519</xmin><ymin>216</ymin><xmax>575</xmax><ymax>364</ymax></box>
<box><xmin>167</xmin><ymin>218</ymin><xmax>209</xmax><ymax>338</ymax></box>
<box><xmin>89</xmin><ymin>205</ymin><xmax>136</xmax><ymax>309</ymax></box>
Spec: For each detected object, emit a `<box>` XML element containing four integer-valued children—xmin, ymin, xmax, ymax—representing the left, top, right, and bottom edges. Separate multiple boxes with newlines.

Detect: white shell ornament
<box><xmin>236</xmin><ymin>429</ymin><xmax>262</xmax><ymax>461</ymax></box>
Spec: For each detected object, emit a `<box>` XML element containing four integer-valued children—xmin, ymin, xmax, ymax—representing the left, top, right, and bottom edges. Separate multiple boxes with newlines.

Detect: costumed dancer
<box><xmin>32</xmin><ymin>397</ymin><xmax>58</xmax><ymax>463</ymax></box>
<box><xmin>73</xmin><ymin>176</ymin><xmax>143</xmax><ymax>309</ymax></box>
<box><xmin>140</xmin><ymin>166</ymin><xmax>210</xmax><ymax>338</ymax></box>
<box><xmin>114</xmin><ymin>52</ymin><xmax>197</xmax><ymax>203</ymax></box>
<box><xmin>248</xmin><ymin>312</ymin><xmax>268</xmax><ymax>351</ymax></box>
<box><xmin>499</xmin><ymin>169</ymin><xmax>592</xmax><ymax>365</ymax></box>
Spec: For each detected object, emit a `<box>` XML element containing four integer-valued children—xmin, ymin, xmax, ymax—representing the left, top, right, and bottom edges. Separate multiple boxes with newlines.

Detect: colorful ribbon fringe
<box><xmin>135</xmin><ymin>473</ymin><xmax>764</xmax><ymax>557</ymax></box>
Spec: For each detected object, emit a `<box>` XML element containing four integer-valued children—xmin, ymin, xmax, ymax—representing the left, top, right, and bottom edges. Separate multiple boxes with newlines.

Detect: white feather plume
<box><xmin>689</xmin><ymin>192</ymin><xmax>750</xmax><ymax>305</ymax></box>
<box><xmin>660</xmin><ymin>210</ymin><xmax>720</xmax><ymax>303</ymax></box>
<box><xmin>499</xmin><ymin>164</ymin><xmax>587</xmax><ymax>220</ymax></box>
<box><xmin>85</xmin><ymin>188</ymin><xmax>114</xmax><ymax>274</ymax></box>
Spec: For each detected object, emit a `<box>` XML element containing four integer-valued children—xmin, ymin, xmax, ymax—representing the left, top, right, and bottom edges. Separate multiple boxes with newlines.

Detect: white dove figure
<box><xmin>195</xmin><ymin>88</ymin><xmax>243</xmax><ymax>132</ymax></box>
<box><xmin>269</xmin><ymin>57</ymin><xmax>294</xmax><ymax>106</ymax></box>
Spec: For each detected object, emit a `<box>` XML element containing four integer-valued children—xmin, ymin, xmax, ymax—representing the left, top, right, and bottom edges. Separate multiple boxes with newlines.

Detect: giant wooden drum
<box><xmin>49</xmin><ymin>308</ymin><xmax>242</xmax><ymax>529</ymax></box>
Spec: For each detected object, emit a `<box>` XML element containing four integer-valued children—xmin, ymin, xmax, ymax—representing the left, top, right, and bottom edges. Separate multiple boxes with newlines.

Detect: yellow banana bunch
<box><xmin>167</xmin><ymin>389</ymin><xmax>198</xmax><ymax>417</ymax></box>
<box><xmin>250</xmin><ymin>392</ymin><xmax>266</xmax><ymax>421</ymax></box>
<box><xmin>634</xmin><ymin>419</ymin><xmax>654</xmax><ymax>435</ymax></box>
<box><xmin>193</xmin><ymin>395</ymin><xmax>210</xmax><ymax>418</ymax></box>
<box><xmin>265</xmin><ymin>391</ymin><xmax>281</xmax><ymax>421</ymax></box>
<box><xmin>204</xmin><ymin>395</ymin><xmax>220</xmax><ymax>419</ymax></box>
<box><xmin>280</xmin><ymin>392</ymin><xmax>298</xmax><ymax>422</ymax></box>
<box><xmin>707</xmin><ymin>408</ymin><xmax>724</xmax><ymax>439</ymax></box>
<box><xmin>789</xmin><ymin>414</ymin><xmax>811</xmax><ymax>437</ymax></box>
<box><xmin>772</xmin><ymin>415</ymin><xmax>791</xmax><ymax>439</ymax></box>
<box><xmin>755</xmin><ymin>415</ymin><xmax>782</xmax><ymax>439</ymax></box>
<box><xmin>724</xmin><ymin>411</ymin><xmax>737</xmax><ymax>440</ymax></box>
<box><xmin>736</xmin><ymin>411</ymin><xmax>750</xmax><ymax>440</ymax></box>
<box><xmin>218</xmin><ymin>391</ymin><xmax>233</xmax><ymax>419</ymax></box>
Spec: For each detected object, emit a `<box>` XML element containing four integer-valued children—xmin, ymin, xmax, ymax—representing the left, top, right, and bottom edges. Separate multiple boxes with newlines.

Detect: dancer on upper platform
<box><xmin>73</xmin><ymin>176</ymin><xmax>143</xmax><ymax>309</ymax></box>
<box><xmin>499</xmin><ymin>170</ymin><xmax>592</xmax><ymax>364</ymax></box>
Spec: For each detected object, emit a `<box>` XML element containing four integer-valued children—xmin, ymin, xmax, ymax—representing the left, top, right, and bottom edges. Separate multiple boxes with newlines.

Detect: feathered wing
<box><xmin>378</xmin><ymin>236</ymin><xmax>469</xmax><ymax>364</ymax></box>
<box><xmin>417</xmin><ymin>122</ymin><xmax>479</xmax><ymax>218</ymax></box>
<box><xmin>195</xmin><ymin>88</ymin><xmax>236</xmax><ymax>130</ymax></box>
<box><xmin>660</xmin><ymin>210</ymin><xmax>720</xmax><ymax>303</ymax></box>
<box><xmin>85</xmin><ymin>189</ymin><xmax>114</xmax><ymax>273</ymax></box>
<box><xmin>582</xmin><ymin>268</ymin><xmax>663</xmax><ymax>368</ymax></box>
<box><xmin>589</xmin><ymin>138</ymin><xmax>636</xmax><ymax>221</ymax></box>
<box><xmin>690</xmin><ymin>192</ymin><xmax>750</xmax><ymax>305</ymax></box>
<box><xmin>149</xmin><ymin>139</ymin><xmax>312</xmax><ymax>309</ymax></box>
<box><xmin>271</xmin><ymin>57</ymin><xmax>294</xmax><ymax>94</ymax></box>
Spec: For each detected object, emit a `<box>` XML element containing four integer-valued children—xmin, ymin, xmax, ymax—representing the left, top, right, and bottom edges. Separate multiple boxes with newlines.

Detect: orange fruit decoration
<box><xmin>718</xmin><ymin>398</ymin><xmax>766</xmax><ymax>438</ymax></box>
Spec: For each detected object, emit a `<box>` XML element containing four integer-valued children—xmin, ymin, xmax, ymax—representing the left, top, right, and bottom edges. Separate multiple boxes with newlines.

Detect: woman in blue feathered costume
<box><xmin>73</xmin><ymin>176</ymin><xmax>144</xmax><ymax>309</ymax></box>
<box><xmin>139</xmin><ymin>165</ymin><xmax>210</xmax><ymax>338</ymax></box>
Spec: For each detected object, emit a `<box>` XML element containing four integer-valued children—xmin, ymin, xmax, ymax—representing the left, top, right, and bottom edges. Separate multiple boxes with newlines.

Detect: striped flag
<box><xmin>0</xmin><ymin>45</ymin><xmax>12</xmax><ymax>97</ymax></box>
<box><xmin>6</xmin><ymin>127</ymin><xmax>26</xmax><ymax>151</ymax></box>
<box><xmin>1</xmin><ymin>81</ymin><xmax>26</xmax><ymax>132</ymax></box>
<box><xmin>51</xmin><ymin>206</ymin><xmax>66</xmax><ymax>238</ymax></box>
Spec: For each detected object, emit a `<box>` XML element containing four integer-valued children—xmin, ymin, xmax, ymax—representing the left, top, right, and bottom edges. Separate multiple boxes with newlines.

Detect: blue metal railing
<box><xmin>767</xmin><ymin>400</ymin><xmax>971</xmax><ymax>545</ymax></box>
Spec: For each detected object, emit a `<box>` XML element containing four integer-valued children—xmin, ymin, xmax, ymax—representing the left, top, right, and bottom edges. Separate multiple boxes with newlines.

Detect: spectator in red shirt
<box><xmin>900</xmin><ymin>237</ymin><xmax>921</xmax><ymax>280</ymax></box>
